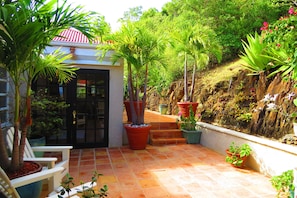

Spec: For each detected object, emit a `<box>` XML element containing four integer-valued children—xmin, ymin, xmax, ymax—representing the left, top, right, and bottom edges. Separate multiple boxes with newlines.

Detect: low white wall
<box><xmin>198</xmin><ymin>122</ymin><xmax>297</xmax><ymax>177</ymax></box>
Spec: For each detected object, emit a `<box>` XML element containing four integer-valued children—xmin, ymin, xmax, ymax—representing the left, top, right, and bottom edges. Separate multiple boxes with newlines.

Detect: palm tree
<box><xmin>172</xmin><ymin>23</ymin><xmax>222</xmax><ymax>102</ymax></box>
<box><xmin>98</xmin><ymin>21</ymin><xmax>167</xmax><ymax>125</ymax></box>
<box><xmin>0</xmin><ymin>0</ymin><xmax>96</xmax><ymax>172</ymax></box>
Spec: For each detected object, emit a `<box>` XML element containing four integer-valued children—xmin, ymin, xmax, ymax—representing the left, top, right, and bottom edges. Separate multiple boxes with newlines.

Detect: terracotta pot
<box><xmin>124</xmin><ymin>101</ymin><xmax>143</xmax><ymax>122</ymax></box>
<box><xmin>225</xmin><ymin>149</ymin><xmax>248</xmax><ymax>168</ymax></box>
<box><xmin>177</xmin><ymin>102</ymin><xmax>198</xmax><ymax>117</ymax></box>
<box><xmin>124</xmin><ymin>124</ymin><xmax>151</xmax><ymax>150</ymax></box>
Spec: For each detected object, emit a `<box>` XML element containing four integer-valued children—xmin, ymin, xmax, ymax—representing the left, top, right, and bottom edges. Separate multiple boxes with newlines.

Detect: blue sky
<box><xmin>67</xmin><ymin>0</ymin><xmax>171</xmax><ymax>31</ymax></box>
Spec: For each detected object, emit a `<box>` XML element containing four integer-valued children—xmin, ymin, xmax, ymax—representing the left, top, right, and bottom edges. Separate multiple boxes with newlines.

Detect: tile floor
<box><xmin>41</xmin><ymin>111</ymin><xmax>277</xmax><ymax>197</ymax></box>
<box><xmin>65</xmin><ymin>144</ymin><xmax>276</xmax><ymax>198</ymax></box>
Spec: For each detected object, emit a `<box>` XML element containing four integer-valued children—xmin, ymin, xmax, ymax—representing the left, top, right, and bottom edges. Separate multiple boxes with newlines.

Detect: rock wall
<box><xmin>147</xmin><ymin>69</ymin><xmax>297</xmax><ymax>140</ymax></box>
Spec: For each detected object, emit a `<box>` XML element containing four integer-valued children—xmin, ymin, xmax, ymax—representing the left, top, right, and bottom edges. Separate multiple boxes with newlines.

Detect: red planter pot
<box><xmin>225</xmin><ymin>149</ymin><xmax>248</xmax><ymax>168</ymax></box>
<box><xmin>124</xmin><ymin>124</ymin><xmax>151</xmax><ymax>150</ymax></box>
<box><xmin>177</xmin><ymin>102</ymin><xmax>198</xmax><ymax>118</ymax></box>
<box><xmin>124</xmin><ymin>101</ymin><xmax>143</xmax><ymax>122</ymax></box>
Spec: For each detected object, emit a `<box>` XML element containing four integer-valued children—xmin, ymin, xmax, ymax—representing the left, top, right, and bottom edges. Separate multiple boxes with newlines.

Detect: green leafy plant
<box><xmin>59</xmin><ymin>171</ymin><xmax>108</xmax><ymax>198</ymax></box>
<box><xmin>178</xmin><ymin>106</ymin><xmax>199</xmax><ymax>131</ymax></box>
<box><xmin>260</xmin><ymin>7</ymin><xmax>297</xmax><ymax>81</ymax></box>
<box><xmin>240</xmin><ymin>32</ymin><xmax>271</xmax><ymax>74</ymax></box>
<box><xmin>30</xmin><ymin>89</ymin><xmax>69</xmax><ymax>139</ymax></box>
<box><xmin>271</xmin><ymin>170</ymin><xmax>295</xmax><ymax>198</ymax></box>
<box><xmin>236</xmin><ymin>113</ymin><xmax>252</xmax><ymax>123</ymax></box>
<box><xmin>225</xmin><ymin>142</ymin><xmax>252</xmax><ymax>167</ymax></box>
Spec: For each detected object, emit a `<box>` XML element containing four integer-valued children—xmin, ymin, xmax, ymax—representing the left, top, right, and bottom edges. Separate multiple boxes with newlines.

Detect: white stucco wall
<box><xmin>198</xmin><ymin>122</ymin><xmax>297</xmax><ymax>177</ymax></box>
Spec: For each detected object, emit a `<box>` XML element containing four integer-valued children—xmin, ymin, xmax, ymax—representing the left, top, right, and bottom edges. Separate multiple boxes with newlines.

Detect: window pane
<box><xmin>0</xmin><ymin>81</ymin><xmax>7</xmax><ymax>93</ymax></box>
<box><xmin>0</xmin><ymin>96</ymin><xmax>6</xmax><ymax>108</ymax></box>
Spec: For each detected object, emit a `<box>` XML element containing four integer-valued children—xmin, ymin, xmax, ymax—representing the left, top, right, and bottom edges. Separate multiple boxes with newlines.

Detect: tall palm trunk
<box><xmin>0</xmin><ymin>124</ymin><xmax>10</xmax><ymax>169</ymax></box>
<box><xmin>189</xmin><ymin>63</ymin><xmax>196</xmax><ymax>102</ymax></box>
<box><xmin>184</xmin><ymin>53</ymin><xmax>189</xmax><ymax>102</ymax></box>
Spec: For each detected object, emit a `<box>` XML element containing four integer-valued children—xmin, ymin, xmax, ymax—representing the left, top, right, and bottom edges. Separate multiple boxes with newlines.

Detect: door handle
<box><xmin>72</xmin><ymin>110</ymin><xmax>76</xmax><ymax>124</ymax></box>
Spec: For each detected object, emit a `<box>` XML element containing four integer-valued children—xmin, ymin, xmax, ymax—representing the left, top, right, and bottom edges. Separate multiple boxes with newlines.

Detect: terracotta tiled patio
<box><xmin>42</xmin><ymin>111</ymin><xmax>277</xmax><ymax>197</ymax></box>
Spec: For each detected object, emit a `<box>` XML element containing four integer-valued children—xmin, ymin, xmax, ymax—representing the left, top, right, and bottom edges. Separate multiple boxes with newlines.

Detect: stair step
<box><xmin>150</xmin><ymin>129</ymin><xmax>183</xmax><ymax>138</ymax></box>
<box><xmin>150</xmin><ymin>122</ymin><xmax>178</xmax><ymax>130</ymax></box>
<box><xmin>150</xmin><ymin>138</ymin><xmax>187</xmax><ymax>146</ymax></box>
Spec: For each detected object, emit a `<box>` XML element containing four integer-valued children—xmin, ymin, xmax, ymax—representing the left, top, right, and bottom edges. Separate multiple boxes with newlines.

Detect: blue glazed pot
<box><xmin>16</xmin><ymin>181</ymin><xmax>43</xmax><ymax>198</ymax></box>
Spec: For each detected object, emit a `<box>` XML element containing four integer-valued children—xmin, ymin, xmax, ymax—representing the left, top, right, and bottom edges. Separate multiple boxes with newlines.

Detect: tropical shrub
<box><xmin>240</xmin><ymin>33</ymin><xmax>271</xmax><ymax>74</ymax></box>
<box><xmin>241</xmin><ymin>7</ymin><xmax>297</xmax><ymax>81</ymax></box>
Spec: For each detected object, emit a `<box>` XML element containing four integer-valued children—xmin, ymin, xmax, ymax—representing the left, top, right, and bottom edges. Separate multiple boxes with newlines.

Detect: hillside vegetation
<box><xmin>147</xmin><ymin>59</ymin><xmax>297</xmax><ymax>144</ymax></box>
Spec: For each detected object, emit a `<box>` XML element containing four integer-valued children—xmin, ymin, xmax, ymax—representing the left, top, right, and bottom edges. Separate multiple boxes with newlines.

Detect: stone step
<box><xmin>150</xmin><ymin>129</ymin><xmax>183</xmax><ymax>139</ymax></box>
<box><xmin>150</xmin><ymin>138</ymin><xmax>187</xmax><ymax>146</ymax></box>
<box><xmin>150</xmin><ymin>122</ymin><xmax>178</xmax><ymax>130</ymax></box>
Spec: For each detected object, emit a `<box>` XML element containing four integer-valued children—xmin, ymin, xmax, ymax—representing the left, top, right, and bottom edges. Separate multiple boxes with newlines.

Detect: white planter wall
<box><xmin>197</xmin><ymin>122</ymin><xmax>297</xmax><ymax>177</ymax></box>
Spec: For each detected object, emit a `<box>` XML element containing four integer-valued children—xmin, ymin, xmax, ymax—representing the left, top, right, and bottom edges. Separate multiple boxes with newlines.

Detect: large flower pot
<box><xmin>177</xmin><ymin>102</ymin><xmax>198</xmax><ymax>118</ymax></box>
<box><xmin>124</xmin><ymin>124</ymin><xmax>151</xmax><ymax>150</ymax></box>
<box><xmin>159</xmin><ymin>104</ymin><xmax>168</xmax><ymax>115</ymax></box>
<box><xmin>8</xmin><ymin>161</ymin><xmax>43</xmax><ymax>198</ymax></box>
<box><xmin>124</xmin><ymin>101</ymin><xmax>143</xmax><ymax>122</ymax></box>
<box><xmin>182</xmin><ymin>129</ymin><xmax>202</xmax><ymax>144</ymax></box>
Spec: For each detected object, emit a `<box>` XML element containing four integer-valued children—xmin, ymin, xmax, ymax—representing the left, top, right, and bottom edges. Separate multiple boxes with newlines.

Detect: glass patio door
<box><xmin>69</xmin><ymin>69</ymin><xmax>109</xmax><ymax>148</ymax></box>
<box><xmin>32</xmin><ymin>69</ymin><xmax>109</xmax><ymax>148</ymax></box>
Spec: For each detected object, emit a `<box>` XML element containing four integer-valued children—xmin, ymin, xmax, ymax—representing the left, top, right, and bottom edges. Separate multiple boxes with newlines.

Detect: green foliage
<box><xmin>225</xmin><ymin>142</ymin><xmax>252</xmax><ymax>167</ymax></box>
<box><xmin>30</xmin><ymin>89</ymin><xmax>69</xmax><ymax>139</ymax></box>
<box><xmin>98</xmin><ymin>21</ymin><xmax>167</xmax><ymax>124</ymax></box>
<box><xmin>178</xmin><ymin>106</ymin><xmax>198</xmax><ymax>131</ymax></box>
<box><xmin>236</xmin><ymin>113</ymin><xmax>252</xmax><ymax>123</ymax></box>
<box><xmin>162</xmin><ymin>0</ymin><xmax>285</xmax><ymax>61</ymax></box>
<box><xmin>0</xmin><ymin>0</ymin><xmax>96</xmax><ymax>171</ymax></box>
<box><xmin>59</xmin><ymin>172</ymin><xmax>108</xmax><ymax>198</ymax></box>
<box><xmin>271</xmin><ymin>170</ymin><xmax>295</xmax><ymax>198</ymax></box>
<box><xmin>258</xmin><ymin>7</ymin><xmax>297</xmax><ymax>81</ymax></box>
<box><xmin>240</xmin><ymin>33</ymin><xmax>271</xmax><ymax>74</ymax></box>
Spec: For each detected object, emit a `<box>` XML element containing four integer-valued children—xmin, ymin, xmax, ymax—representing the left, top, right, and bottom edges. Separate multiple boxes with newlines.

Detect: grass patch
<box><xmin>199</xmin><ymin>59</ymin><xmax>244</xmax><ymax>88</ymax></box>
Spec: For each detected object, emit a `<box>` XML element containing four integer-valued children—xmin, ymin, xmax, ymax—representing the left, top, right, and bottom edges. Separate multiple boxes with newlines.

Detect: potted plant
<box><xmin>98</xmin><ymin>21</ymin><xmax>166</xmax><ymax>149</ymax></box>
<box><xmin>171</xmin><ymin>22</ymin><xmax>222</xmax><ymax>117</ymax></box>
<box><xmin>29</xmin><ymin>89</ymin><xmax>69</xmax><ymax>156</ymax></box>
<box><xmin>271</xmin><ymin>169</ymin><xmax>295</xmax><ymax>198</ymax></box>
<box><xmin>225</xmin><ymin>142</ymin><xmax>252</xmax><ymax>168</ymax></box>
<box><xmin>156</xmin><ymin>83</ymin><xmax>169</xmax><ymax>115</ymax></box>
<box><xmin>178</xmin><ymin>106</ymin><xmax>202</xmax><ymax>144</ymax></box>
<box><xmin>0</xmin><ymin>1</ymin><xmax>95</xmax><ymax>197</ymax></box>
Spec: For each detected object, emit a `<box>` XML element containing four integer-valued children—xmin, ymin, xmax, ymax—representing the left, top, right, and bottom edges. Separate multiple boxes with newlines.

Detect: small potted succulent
<box><xmin>225</xmin><ymin>142</ymin><xmax>252</xmax><ymax>168</ymax></box>
<box><xmin>178</xmin><ymin>106</ymin><xmax>202</xmax><ymax>144</ymax></box>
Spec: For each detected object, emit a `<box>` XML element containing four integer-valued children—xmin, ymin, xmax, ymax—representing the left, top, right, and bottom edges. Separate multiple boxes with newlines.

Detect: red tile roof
<box><xmin>53</xmin><ymin>28</ymin><xmax>100</xmax><ymax>44</ymax></box>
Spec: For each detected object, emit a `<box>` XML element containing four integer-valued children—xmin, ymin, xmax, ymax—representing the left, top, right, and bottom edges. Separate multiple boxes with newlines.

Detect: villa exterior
<box><xmin>38</xmin><ymin>28</ymin><xmax>124</xmax><ymax>148</ymax></box>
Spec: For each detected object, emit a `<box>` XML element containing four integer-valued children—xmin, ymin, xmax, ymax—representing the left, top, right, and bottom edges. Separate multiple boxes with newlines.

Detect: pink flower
<box><xmin>289</xmin><ymin>7</ymin><xmax>294</xmax><ymax>15</ymax></box>
<box><xmin>178</xmin><ymin>112</ymin><xmax>182</xmax><ymax>116</ymax></box>
<box><xmin>276</xmin><ymin>43</ymin><xmax>281</xmax><ymax>47</ymax></box>
<box><xmin>260</xmin><ymin>21</ymin><xmax>269</xmax><ymax>31</ymax></box>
